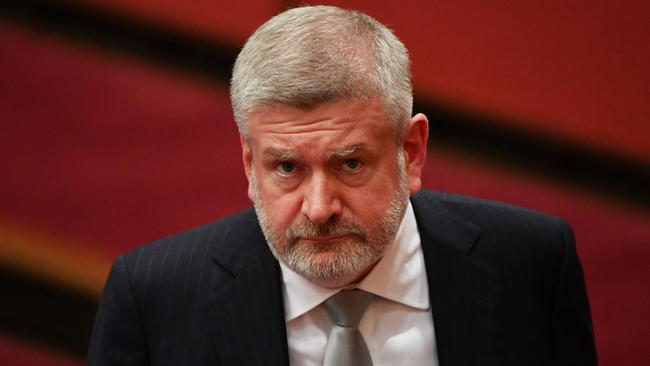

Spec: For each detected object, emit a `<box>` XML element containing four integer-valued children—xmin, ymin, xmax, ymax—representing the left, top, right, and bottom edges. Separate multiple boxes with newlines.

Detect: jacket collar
<box><xmin>412</xmin><ymin>191</ymin><xmax>501</xmax><ymax>366</ymax></box>
<box><xmin>203</xmin><ymin>191</ymin><xmax>501</xmax><ymax>366</ymax></box>
<box><xmin>203</xmin><ymin>209</ymin><xmax>290</xmax><ymax>366</ymax></box>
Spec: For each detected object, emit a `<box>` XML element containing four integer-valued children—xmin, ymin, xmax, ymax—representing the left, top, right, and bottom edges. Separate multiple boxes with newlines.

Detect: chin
<box><xmin>299</xmin><ymin>254</ymin><xmax>376</xmax><ymax>288</ymax></box>
<box><xmin>273</xmin><ymin>236</ymin><xmax>384</xmax><ymax>288</ymax></box>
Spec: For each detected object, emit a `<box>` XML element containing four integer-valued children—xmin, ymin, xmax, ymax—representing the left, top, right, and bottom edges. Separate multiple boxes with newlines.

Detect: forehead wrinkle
<box><xmin>259</xmin><ymin>118</ymin><xmax>358</xmax><ymax>136</ymax></box>
<box><xmin>250</xmin><ymin>107</ymin><xmax>363</xmax><ymax>135</ymax></box>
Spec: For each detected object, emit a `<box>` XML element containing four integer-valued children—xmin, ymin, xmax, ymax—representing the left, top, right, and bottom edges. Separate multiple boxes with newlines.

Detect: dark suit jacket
<box><xmin>87</xmin><ymin>190</ymin><xmax>597</xmax><ymax>365</ymax></box>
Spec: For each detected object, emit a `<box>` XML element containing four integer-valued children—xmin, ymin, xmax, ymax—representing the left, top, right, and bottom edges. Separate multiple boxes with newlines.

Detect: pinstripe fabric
<box><xmin>88</xmin><ymin>209</ymin><xmax>288</xmax><ymax>366</ymax></box>
<box><xmin>413</xmin><ymin>191</ymin><xmax>596</xmax><ymax>366</ymax></box>
<box><xmin>88</xmin><ymin>190</ymin><xmax>596</xmax><ymax>366</ymax></box>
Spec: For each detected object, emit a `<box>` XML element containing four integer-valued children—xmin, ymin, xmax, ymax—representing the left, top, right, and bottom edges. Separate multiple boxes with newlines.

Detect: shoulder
<box><xmin>121</xmin><ymin>208</ymin><xmax>258</xmax><ymax>267</ymax></box>
<box><xmin>412</xmin><ymin>189</ymin><xmax>572</xmax><ymax>269</ymax></box>
<box><xmin>109</xmin><ymin>208</ymin><xmax>259</xmax><ymax>299</ymax></box>
<box><xmin>413</xmin><ymin>189</ymin><xmax>567</xmax><ymax>236</ymax></box>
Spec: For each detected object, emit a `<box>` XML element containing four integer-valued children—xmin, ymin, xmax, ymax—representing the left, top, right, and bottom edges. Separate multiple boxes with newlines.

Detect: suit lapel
<box><xmin>203</xmin><ymin>212</ymin><xmax>289</xmax><ymax>366</ymax></box>
<box><xmin>412</xmin><ymin>192</ymin><xmax>501</xmax><ymax>366</ymax></box>
<box><xmin>201</xmin><ymin>193</ymin><xmax>501</xmax><ymax>366</ymax></box>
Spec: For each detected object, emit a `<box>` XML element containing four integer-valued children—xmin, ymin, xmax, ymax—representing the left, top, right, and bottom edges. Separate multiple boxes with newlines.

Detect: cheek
<box><xmin>341</xmin><ymin>187</ymin><xmax>386</xmax><ymax>221</ymax></box>
<box><xmin>258</xmin><ymin>184</ymin><xmax>303</xmax><ymax>228</ymax></box>
<box><xmin>343</xmin><ymin>165</ymin><xmax>403</xmax><ymax>219</ymax></box>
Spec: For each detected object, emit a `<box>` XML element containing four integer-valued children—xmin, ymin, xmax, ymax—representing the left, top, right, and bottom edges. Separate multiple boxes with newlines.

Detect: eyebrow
<box><xmin>327</xmin><ymin>144</ymin><xmax>369</xmax><ymax>159</ymax></box>
<box><xmin>263</xmin><ymin>144</ymin><xmax>372</xmax><ymax>161</ymax></box>
<box><xmin>264</xmin><ymin>148</ymin><xmax>300</xmax><ymax>160</ymax></box>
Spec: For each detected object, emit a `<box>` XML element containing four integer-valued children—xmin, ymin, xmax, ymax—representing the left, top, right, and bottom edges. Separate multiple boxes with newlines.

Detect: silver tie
<box><xmin>323</xmin><ymin>289</ymin><xmax>375</xmax><ymax>366</ymax></box>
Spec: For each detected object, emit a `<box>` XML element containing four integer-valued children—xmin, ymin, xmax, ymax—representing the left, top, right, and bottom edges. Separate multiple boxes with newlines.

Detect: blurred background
<box><xmin>0</xmin><ymin>0</ymin><xmax>648</xmax><ymax>364</ymax></box>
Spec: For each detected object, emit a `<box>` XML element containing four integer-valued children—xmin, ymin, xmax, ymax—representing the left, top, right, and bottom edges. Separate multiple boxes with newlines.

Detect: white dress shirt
<box><xmin>279</xmin><ymin>202</ymin><xmax>439</xmax><ymax>366</ymax></box>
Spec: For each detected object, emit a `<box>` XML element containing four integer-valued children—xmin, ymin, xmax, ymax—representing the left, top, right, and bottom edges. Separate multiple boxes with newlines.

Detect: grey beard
<box><xmin>252</xmin><ymin>151</ymin><xmax>409</xmax><ymax>286</ymax></box>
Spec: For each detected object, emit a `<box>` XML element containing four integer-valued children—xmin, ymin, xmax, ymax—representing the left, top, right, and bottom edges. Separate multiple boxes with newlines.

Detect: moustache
<box><xmin>286</xmin><ymin>218</ymin><xmax>367</xmax><ymax>244</ymax></box>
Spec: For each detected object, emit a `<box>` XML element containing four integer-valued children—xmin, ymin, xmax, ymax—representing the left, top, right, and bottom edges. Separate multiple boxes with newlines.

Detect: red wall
<box><xmin>65</xmin><ymin>0</ymin><xmax>650</xmax><ymax>162</ymax></box>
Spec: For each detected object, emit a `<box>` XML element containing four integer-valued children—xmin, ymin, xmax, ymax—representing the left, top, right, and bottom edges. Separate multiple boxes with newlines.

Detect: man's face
<box><xmin>241</xmin><ymin>98</ymin><xmax>428</xmax><ymax>288</ymax></box>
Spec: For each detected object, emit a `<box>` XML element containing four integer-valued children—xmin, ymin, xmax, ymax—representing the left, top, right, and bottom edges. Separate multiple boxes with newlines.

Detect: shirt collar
<box><xmin>280</xmin><ymin>201</ymin><xmax>430</xmax><ymax>322</ymax></box>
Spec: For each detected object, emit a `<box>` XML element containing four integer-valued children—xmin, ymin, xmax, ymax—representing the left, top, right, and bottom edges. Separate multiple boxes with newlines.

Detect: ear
<box><xmin>402</xmin><ymin>113</ymin><xmax>429</xmax><ymax>195</ymax></box>
<box><xmin>240</xmin><ymin>135</ymin><xmax>254</xmax><ymax>201</ymax></box>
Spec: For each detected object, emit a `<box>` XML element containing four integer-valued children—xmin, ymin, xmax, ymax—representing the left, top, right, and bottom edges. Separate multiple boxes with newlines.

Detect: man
<box><xmin>88</xmin><ymin>5</ymin><xmax>597</xmax><ymax>366</ymax></box>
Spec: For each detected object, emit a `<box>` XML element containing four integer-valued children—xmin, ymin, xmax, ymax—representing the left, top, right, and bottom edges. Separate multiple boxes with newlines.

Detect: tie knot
<box><xmin>324</xmin><ymin>289</ymin><xmax>375</xmax><ymax>327</ymax></box>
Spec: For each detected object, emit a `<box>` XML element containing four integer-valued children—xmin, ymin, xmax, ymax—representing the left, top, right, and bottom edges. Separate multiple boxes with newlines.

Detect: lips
<box><xmin>300</xmin><ymin>234</ymin><xmax>350</xmax><ymax>242</ymax></box>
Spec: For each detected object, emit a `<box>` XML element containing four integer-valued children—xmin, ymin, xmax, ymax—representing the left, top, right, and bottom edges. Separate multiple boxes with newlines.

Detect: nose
<box><xmin>301</xmin><ymin>171</ymin><xmax>342</xmax><ymax>224</ymax></box>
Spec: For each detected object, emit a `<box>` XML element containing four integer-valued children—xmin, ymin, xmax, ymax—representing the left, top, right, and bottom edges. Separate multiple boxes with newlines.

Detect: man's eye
<box><xmin>277</xmin><ymin>162</ymin><xmax>297</xmax><ymax>174</ymax></box>
<box><xmin>342</xmin><ymin>159</ymin><xmax>361</xmax><ymax>171</ymax></box>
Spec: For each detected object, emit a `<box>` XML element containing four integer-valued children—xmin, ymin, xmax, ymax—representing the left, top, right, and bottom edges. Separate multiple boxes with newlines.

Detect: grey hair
<box><xmin>230</xmin><ymin>5</ymin><xmax>413</xmax><ymax>138</ymax></box>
